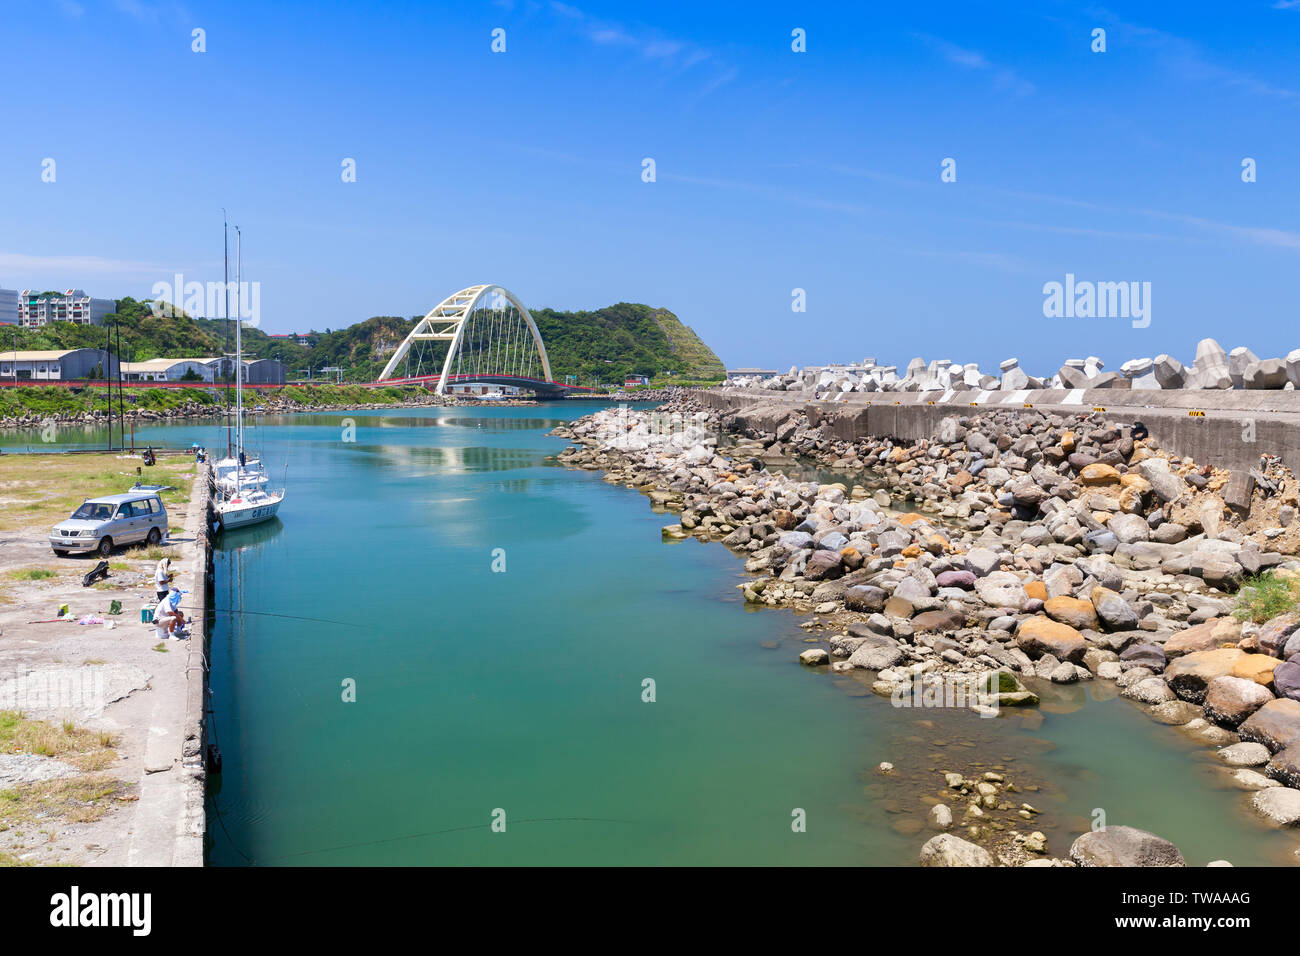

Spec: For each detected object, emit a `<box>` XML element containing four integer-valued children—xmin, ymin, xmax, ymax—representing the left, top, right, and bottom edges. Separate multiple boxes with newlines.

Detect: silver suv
<box><xmin>50</xmin><ymin>492</ymin><xmax>168</xmax><ymax>557</ymax></box>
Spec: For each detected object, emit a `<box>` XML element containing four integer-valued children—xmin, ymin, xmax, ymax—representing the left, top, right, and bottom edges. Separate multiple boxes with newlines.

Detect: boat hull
<box><xmin>217</xmin><ymin>495</ymin><xmax>283</xmax><ymax>529</ymax></box>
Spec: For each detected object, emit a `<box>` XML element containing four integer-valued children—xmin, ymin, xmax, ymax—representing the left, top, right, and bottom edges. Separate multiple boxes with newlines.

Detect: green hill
<box><xmin>3</xmin><ymin>297</ymin><xmax>724</xmax><ymax>385</ymax></box>
<box><xmin>531</xmin><ymin>303</ymin><xmax>724</xmax><ymax>384</ymax></box>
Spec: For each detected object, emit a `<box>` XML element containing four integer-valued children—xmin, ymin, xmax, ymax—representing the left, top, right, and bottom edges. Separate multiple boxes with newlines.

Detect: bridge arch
<box><xmin>377</xmin><ymin>284</ymin><xmax>553</xmax><ymax>394</ymax></box>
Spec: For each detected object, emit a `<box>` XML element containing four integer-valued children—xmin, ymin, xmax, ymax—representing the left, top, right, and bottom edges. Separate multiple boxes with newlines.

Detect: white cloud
<box><xmin>914</xmin><ymin>34</ymin><xmax>1035</xmax><ymax>96</ymax></box>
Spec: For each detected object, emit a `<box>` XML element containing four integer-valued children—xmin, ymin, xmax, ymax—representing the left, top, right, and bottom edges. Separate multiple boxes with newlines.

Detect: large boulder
<box><xmin>1108</xmin><ymin>512</ymin><xmax>1150</xmax><ymax>544</ymax></box>
<box><xmin>1273</xmin><ymin>661</ymin><xmax>1300</xmax><ymax>702</ymax></box>
<box><xmin>1203</xmin><ymin>676</ymin><xmax>1275</xmax><ymax>727</ymax></box>
<box><xmin>964</xmin><ymin>548</ymin><xmax>1002</xmax><ymax>577</ymax></box>
<box><xmin>1238</xmin><ymin>698</ymin><xmax>1300</xmax><ymax>752</ymax></box>
<box><xmin>1251</xmin><ymin>787</ymin><xmax>1300</xmax><ymax>827</ymax></box>
<box><xmin>803</xmin><ymin>549</ymin><xmax>844</xmax><ymax>581</ymax></box>
<box><xmin>1258</xmin><ymin>612</ymin><xmax>1300</xmax><ymax>656</ymax></box>
<box><xmin>844</xmin><ymin>585</ymin><xmax>888</xmax><ymax>613</ymax></box>
<box><xmin>1091</xmin><ymin>586</ymin><xmax>1138</xmax><ymax>631</ymax></box>
<box><xmin>1016</xmin><ymin>616</ymin><xmax>1088</xmax><ymax>663</ymax></box>
<box><xmin>846</xmin><ymin>635</ymin><xmax>906</xmax><ymax>671</ymax></box>
<box><xmin>1265</xmin><ymin>746</ymin><xmax>1300</xmax><ymax>788</ymax></box>
<box><xmin>975</xmin><ymin>571</ymin><xmax>1028</xmax><ymax>609</ymax></box>
<box><xmin>919</xmin><ymin>833</ymin><xmax>994</xmax><ymax>867</ymax></box>
<box><xmin>1164</xmin><ymin>648</ymin><xmax>1246</xmax><ymax>703</ymax></box>
<box><xmin>1231</xmin><ymin>654</ymin><xmax>1281</xmax><ymax>686</ymax></box>
<box><xmin>1044</xmin><ymin>595</ymin><xmax>1100</xmax><ymax>630</ymax></box>
<box><xmin>1164</xmin><ymin>618</ymin><xmax>1236</xmax><ymax>659</ymax></box>
<box><xmin>1069</xmin><ymin>826</ymin><xmax>1185</xmax><ymax>867</ymax></box>
<box><xmin>911</xmin><ymin>608</ymin><xmax>965</xmax><ymax>632</ymax></box>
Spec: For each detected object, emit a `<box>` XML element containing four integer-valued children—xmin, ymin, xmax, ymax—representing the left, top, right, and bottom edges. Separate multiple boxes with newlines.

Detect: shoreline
<box><xmin>551</xmin><ymin>394</ymin><xmax>1300</xmax><ymax>866</ymax></box>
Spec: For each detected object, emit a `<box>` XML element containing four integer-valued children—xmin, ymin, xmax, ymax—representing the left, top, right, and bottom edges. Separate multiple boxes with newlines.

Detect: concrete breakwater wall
<box><xmin>694</xmin><ymin>387</ymin><xmax>1300</xmax><ymax>475</ymax></box>
<box><xmin>180</xmin><ymin>467</ymin><xmax>214</xmax><ymax>861</ymax></box>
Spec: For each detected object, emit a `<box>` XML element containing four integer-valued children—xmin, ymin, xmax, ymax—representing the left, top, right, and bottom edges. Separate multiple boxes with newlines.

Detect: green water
<box><xmin>20</xmin><ymin>405</ymin><xmax>1290</xmax><ymax>865</ymax></box>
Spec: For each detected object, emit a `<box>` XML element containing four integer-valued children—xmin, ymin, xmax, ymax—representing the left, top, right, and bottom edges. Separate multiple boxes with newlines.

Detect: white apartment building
<box><xmin>18</xmin><ymin>289</ymin><xmax>116</xmax><ymax>327</ymax></box>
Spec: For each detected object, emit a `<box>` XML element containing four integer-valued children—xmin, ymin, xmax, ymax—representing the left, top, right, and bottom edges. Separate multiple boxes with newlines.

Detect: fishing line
<box><xmin>184</xmin><ymin>605</ymin><xmax>363</xmax><ymax>628</ymax></box>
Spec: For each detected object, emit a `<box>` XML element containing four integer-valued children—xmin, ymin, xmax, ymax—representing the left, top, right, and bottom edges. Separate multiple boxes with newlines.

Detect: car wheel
<box><xmin>97</xmin><ymin>537</ymin><xmax>114</xmax><ymax>557</ymax></box>
<box><xmin>146</xmin><ymin>527</ymin><xmax>162</xmax><ymax>545</ymax></box>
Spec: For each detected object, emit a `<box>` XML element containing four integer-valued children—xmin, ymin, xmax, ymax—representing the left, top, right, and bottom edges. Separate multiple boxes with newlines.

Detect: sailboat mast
<box><xmin>224</xmin><ymin>211</ymin><xmax>231</xmax><ymax>459</ymax></box>
<box><xmin>235</xmin><ymin>226</ymin><xmax>243</xmax><ymax>493</ymax></box>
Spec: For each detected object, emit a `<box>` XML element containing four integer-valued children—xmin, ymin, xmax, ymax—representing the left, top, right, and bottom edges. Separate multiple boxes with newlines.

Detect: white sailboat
<box><xmin>216</xmin><ymin>223</ymin><xmax>285</xmax><ymax>530</ymax></box>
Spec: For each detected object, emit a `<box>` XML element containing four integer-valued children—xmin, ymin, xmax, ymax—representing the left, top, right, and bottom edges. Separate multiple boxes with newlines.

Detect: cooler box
<box><xmin>141</xmin><ymin>605</ymin><xmax>155</xmax><ymax>624</ymax></box>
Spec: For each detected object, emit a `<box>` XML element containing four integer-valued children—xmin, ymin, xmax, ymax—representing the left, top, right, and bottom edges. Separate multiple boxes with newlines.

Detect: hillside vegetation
<box><xmin>4</xmin><ymin>297</ymin><xmax>724</xmax><ymax>385</ymax></box>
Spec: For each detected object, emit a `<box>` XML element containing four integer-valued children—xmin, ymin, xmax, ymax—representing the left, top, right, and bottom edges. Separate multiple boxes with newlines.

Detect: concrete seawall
<box><xmin>126</xmin><ymin>465</ymin><xmax>211</xmax><ymax>866</ymax></box>
<box><xmin>693</xmin><ymin>387</ymin><xmax>1300</xmax><ymax>474</ymax></box>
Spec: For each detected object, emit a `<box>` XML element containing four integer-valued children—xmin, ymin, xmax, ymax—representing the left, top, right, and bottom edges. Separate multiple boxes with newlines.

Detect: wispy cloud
<box><xmin>914</xmin><ymin>34</ymin><xmax>1035</xmax><ymax>96</ymax></box>
<box><xmin>542</xmin><ymin>2</ymin><xmax>737</xmax><ymax>96</ymax></box>
<box><xmin>1088</xmin><ymin>7</ymin><xmax>1299</xmax><ymax>100</ymax></box>
<box><xmin>0</xmin><ymin>252</ymin><xmax>181</xmax><ymax>282</ymax></box>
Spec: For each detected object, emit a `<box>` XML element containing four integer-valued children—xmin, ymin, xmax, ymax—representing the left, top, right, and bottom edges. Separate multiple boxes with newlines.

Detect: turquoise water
<box><xmin>13</xmin><ymin>405</ymin><xmax>1291</xmax><ymax>864</ymax></box>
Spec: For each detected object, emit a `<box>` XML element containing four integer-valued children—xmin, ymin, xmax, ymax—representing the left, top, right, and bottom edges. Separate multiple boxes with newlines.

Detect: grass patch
<box><xmin>0</xmin><ymin>710</ymin><xmax>118</xmax><ymax>759</ymax></box>
<box><xmin>0</xmin><ymin>451</ymin><xmax>195</xmax><ymax>534</ymax></box>
<box><xmin>142</xmin><ymin>546</ymin><xmax>179</xmax><ymax>562</ymax></box>
<box><xmin>0</xmin><ymin>774</ymin><xmax>130</xmax><ymax>829</ymax></box>
<box><xmin>1234</xmin><ymin>572</ymin><xmax>1300</xmax><ymax>624</ymax></box>
<box><xmin>8</xmin><ymin>568</ymin><xmax>56</xmax><ymax>580</ymax></box>
<box><xmin>0</xmin><ymin>850</ymin><xmax>31</xmax><ymax>867</ymax></box>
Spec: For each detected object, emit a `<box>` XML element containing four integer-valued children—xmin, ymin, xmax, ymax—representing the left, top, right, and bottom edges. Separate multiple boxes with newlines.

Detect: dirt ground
<box><xmin>0</xmin><ymin>449</ymin><xmax>204</xmax><ymax>866</ymax></box>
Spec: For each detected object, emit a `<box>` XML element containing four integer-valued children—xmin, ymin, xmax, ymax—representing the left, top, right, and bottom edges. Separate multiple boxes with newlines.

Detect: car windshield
<box><xmin>71</xmin><ymin>502</ymin><xmax>114</xmax><ymax>521</ymax></box>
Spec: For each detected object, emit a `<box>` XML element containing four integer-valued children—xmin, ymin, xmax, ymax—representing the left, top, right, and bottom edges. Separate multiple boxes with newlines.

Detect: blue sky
<box><xmin>2</xmin><ymin>0</ymin><xmax>1299</xmax><ymax>376</ymax></box>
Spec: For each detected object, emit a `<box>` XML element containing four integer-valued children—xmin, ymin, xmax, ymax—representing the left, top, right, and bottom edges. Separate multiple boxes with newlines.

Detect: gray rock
<box><xmin>965</xmin><ymin>548</ymin><xmax>1001</xmax><ymax>577</ymax></box>
<box><xmin>844</xmin><ymin>585</ymin><xmax>888</xmax><ymax>613</ymax></box>
<box><xmin>846</xmin><ymin>635</ymin><xmax>906</xmax><ymax>670</ymax></box>
<box><xmin>1203</xmin><ymin>676</ymin><xmax>1275</xmax><ymax>727</ymax></box>
<box><xmin>1217</xmin><ymin>742</ymin><xmax>1272</xmax><ymax>767</ymax></box>
<box><xmin>1069</xmin><ymin>826</ymin><xmax>1185</xmax><ymax>867</ymax></box>
<box><xmin>1251</xmin><ymin>787</ymin><xmax>1300</xmax><ymax>826</ymax></box>
<box><xmin>1122</xmin><ymin>676</ymin><xmax>1176</xmax><ymax>704</ymax></box>
<box><xmin>919</xmin><ymin>833</ymin><xmax>994</xmax><ymax>867</ymax></box>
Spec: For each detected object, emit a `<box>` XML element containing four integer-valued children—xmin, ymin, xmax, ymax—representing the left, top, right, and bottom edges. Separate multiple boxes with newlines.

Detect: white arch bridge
<box><xmin>375</xmin><ymin>284</ymin><xmax>594</xmax><ymax>397</ymax></box>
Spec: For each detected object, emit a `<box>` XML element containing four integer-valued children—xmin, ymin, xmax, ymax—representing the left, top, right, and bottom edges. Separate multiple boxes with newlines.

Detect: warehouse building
<box><xmin>0</xmin><ymin>348</ymin><xmax>120</xmax><ymax>381</ymax></box>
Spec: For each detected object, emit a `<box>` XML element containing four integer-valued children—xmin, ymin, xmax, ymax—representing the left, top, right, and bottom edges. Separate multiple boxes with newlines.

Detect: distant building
<box><xmin>121</xmin><ymin>358</ymin><xmax>226</xmax><ymax>382</ymax></box>
<box><xmin>624</xmin><ymin>375</ymin><xmax>650</xmax><ymax>387</ymax></box>
<box><xmin>0</xmin><ymin>288</ymin><xmax>18</xmax><ymax>325</ymax></box>
<box><xmin>0</xmin><ymin>348</ymin><xmax>119</xmax><ymax>381</ymax></box>
<box><xmin>18</xmin><ymin>289</ymin><xmax>117</xmax><ymax>328</ymax></box>
<box><xmin>243</xmin><ymin>358</ymin><xmax>286</xmax><ymax>385</ymax></box>
<box><xmin>269</xmin><ymin>331</ymin><xmax>318</xmax><ymax>346</ymax></box>
<box><xmin>445</xmin><ymin>383</ymin><xmax>520</xmax><ymax>397</ymax></box>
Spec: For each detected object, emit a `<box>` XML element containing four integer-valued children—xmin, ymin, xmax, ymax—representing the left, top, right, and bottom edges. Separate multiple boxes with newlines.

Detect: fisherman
<box><xmin>153</xmin><ymin>588</ymin><xmax>184</xmax><ymax>641</ymax></box>
<box><xmin>154</xmin><ymin>556</ymin><xmax>173</xmax><ymax>604</ymax></box>
<box><xmin>143</xmin><ymin>446</ymin><xmax>156</xmax><ymax>466</ymax></box>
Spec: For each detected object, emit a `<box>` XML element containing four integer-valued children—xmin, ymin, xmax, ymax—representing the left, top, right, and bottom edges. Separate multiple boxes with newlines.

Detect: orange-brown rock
<box><xmin>1016</xmin><ymin>616</ymin><xmax>1088</xmax><ymax>662</ymax></box>
<box><xmin>1044</xmin><ymin>595</ymin><xmax>1100</xmax><ymax>630</ymax></box>
<box><xmin>1232</xmin><ymin>654</ymin><xmax>1282</xmax><ymax>686</ymax></box>
<box><xmin>1080</xmin><ymin>463</ymin><xmax>1121</xmax><ymax>486</ymax></box>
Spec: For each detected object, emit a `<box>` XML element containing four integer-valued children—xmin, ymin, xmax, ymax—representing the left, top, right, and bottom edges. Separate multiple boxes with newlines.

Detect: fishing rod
<box><xmin>182</xmin><ymin>605</ymin><xmax>363</xmax><ymax>628</ymax></box>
